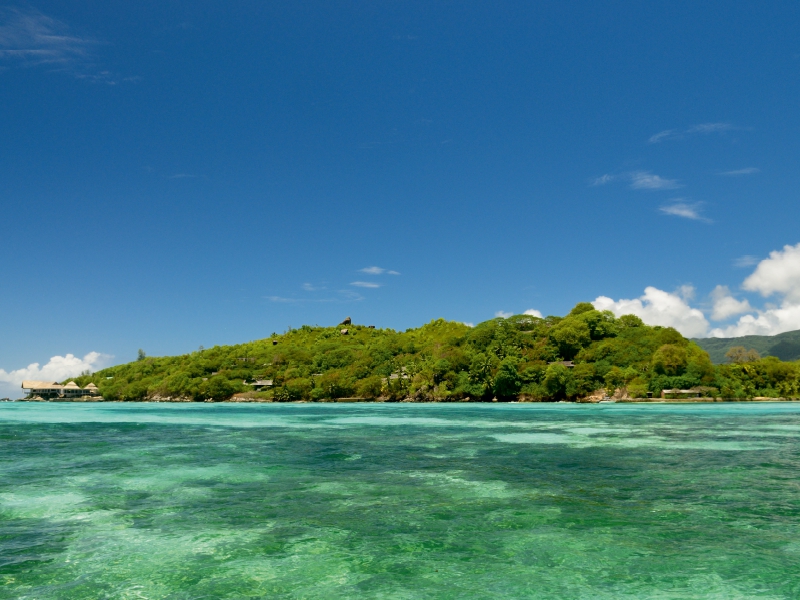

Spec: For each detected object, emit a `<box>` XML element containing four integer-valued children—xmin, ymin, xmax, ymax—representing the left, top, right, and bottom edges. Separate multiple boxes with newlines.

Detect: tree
<box><xmin>652</xmin><ymin>344</ymin><xmax>688</xmax><ymax>376</ymax></box>
<box><xmin>549</xmin><ymin>320</ymin><xmax>591</xmax><ymax>360</ymax></box>
<box><xmin>725</xmin><ymin>346</ymin><xmax>761</xmax><ymax>364</ymax></box>
<box><xmin>137</xmin><ymin>349</ymin><xmax>146</xmax><ymax>361</ymax></box>
<box><xmin>493</xmin><ymin>359</ymin><xmax>522</xmax><ymax>399</ymax></box>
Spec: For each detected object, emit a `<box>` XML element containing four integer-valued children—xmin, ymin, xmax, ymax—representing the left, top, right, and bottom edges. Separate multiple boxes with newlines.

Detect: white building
<box><xmin>21</xmin><ymin>381</ymin><xmax>102</xmax><ymax>400</ymax></box>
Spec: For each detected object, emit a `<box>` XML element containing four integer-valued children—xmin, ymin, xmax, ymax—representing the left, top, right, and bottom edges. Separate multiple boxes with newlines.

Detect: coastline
<box><xmin>11</xmin><ymin>396</ymin><xmax>800</xmax><ymax>404</ymax></box>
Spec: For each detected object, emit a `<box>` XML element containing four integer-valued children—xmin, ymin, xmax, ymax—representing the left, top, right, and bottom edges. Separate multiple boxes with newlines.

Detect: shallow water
<box><xmin>1</xmin><ymin>402</ymin><xmax>799</xmax><ymax>599</ymax></box>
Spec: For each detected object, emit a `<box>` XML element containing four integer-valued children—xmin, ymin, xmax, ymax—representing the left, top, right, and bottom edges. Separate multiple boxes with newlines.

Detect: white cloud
<box><xmin>590</xmin><ymin>171</ymin><xmax>680</xmax><ymax>190</ymax></box>
<box><xmin>0</xmin><ymin>8</ymin><xmax>93</xmax><ymax>67</ymax></box>
<box><xmin>593</xmin><ymin>286</ymin><xmax>710</xmax><ymax>337</ymax></box>
<box><xmin>659</xmin><ymin>201</ymin><xmax>710</xmax><ymax>222</ymax></box>
<box><xmin>350</xmin><ymin>281</ymin><xmax>381</xmax><ymax>288</ymax></box>
<box><xmin>591</xmin><ymin>174</ymin><xmax>616</xmax><ymax>186</ymax></box>
<box><xmin>720</xmin><ymin>167</ymin><xmax>760</xmax><ymax>176</ymax></box>
<box><xmin>742</xmin><ymin>243</ymin><xmax>800</xmax><ymax>303</ymax></box>
<box><xmin>734</xmin><ymin>255</ymin><xmax>759</xmax><ymax>268</ymax></box>
<box><xmin>594</xmin><ymin>242</ymin><xmax>800</xmax><ymax>338</ymax></box>
<box><xmin>495</xmin><ymin>311</ymin><xmax>513</xmax><ymax>319</ymax></box>
<box><xmin>629</xmin><ymin>171</ymin><xmax>681</xmax><ymax>190</ymax></box>
<box><xmin>523</xmin><ymin>309</ymin><xmax>543</xmax><ymax>318</ymax></box>
<box><xmin>649</xmin><ymin>122</ymin><xmax>735</xmax><ymax>143</ymax></box>
<box><xmin>709</xmin><ymin>305</ymin><xmax>800</xmax><ymax>338</ymax></box>
<box><xmin>359</xmin><ymin>267</ymin><xmax>400</xmax><ymax>275</ymax></box>
<box><xmin>648</xmin><ymin>130</ymin><xmax>678</xmax><ymax>144</ymax></box>
<box><xmin>710</xmin><ymin>285</ymin><xmax>752</xmax><ymax>321</ymax></box>
<box><xmin>688</xmin><ymin>122</ymin><xmax>734</xmax><ymax>134</ymax></box>
<box><xmin>0</xmin><ymin>352</ymin><xmax>111</xmax><ymax>398</ymax></box>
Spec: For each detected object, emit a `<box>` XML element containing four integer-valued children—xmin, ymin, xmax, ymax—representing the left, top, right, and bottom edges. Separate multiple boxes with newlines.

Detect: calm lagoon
<box><xmin>1</xmin><ymin>402</ymin><xmax>799</xmax><ymax>599</ymax></box>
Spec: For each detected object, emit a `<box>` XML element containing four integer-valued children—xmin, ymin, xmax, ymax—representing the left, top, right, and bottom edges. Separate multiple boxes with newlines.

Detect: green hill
<box><xmin>693</xmin><ymin>330</ymin><xmax>800</xmax><ymax>364</ymax></box>
<box><xmin>59</xmin><ymin>303</ymin><xmax>722</xmax><ymax>402</ymax></box>
<box><xmin>54</xmin><ymin>304</ymin><xmax>800</xmax><ymax>402</ymax></box>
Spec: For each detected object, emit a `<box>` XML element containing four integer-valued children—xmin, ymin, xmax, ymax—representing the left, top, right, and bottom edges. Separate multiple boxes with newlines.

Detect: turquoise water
<box><xmin>2</xmin><ymin>403</ymin><xmax>800</xmax><ymax>599</ymax></box>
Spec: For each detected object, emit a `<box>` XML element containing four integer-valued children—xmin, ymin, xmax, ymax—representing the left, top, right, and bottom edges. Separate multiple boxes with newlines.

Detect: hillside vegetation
<box><xmin>693</xmin><ymin>329</ymin><xmax>800</xmax><ymax>364</ymax></box>
<box><xmin>65</xmin><ymin>303</ymin><xmax>800</xmax><ymax>402</ymax></box>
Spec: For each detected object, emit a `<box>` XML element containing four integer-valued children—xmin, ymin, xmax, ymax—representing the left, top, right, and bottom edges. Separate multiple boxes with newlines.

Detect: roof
<box><xmin>21</xmin><ymin>380</ymin><xmax>61</xmax><ymax>389</ymax></box>
<box><xmin>64</xmin><ymin>381</ymin><xmax>80</xmax><ymax>388</ymax></box>
<box><xmin>85</xmin><ymin>383</ymin><xmax>98</xmax><ymax>389</ymax></box>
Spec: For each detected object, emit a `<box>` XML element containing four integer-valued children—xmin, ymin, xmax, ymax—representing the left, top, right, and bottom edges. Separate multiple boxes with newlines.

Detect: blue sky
<box><xmin>2</xmin><ymin>1</ymin><xmax>800</xmax><ymax>394</ymax></box>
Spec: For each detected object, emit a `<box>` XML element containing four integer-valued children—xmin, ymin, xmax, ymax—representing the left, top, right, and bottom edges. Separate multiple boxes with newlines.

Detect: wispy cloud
<box><xmin>719</xmin><ymin>167</ymin><xmax>760</xmax><ymax>176</ymax></box>
<box><xmin>734</xmin><ymin>255</ymin><xmax>759</xmax><ymax>268</ymax></box>
<box><xmin>0</xmin><ymin>8</ymin><xmax>93</xmax><ymax>68</ymax></box>
<box><xmin>648</xmin><ymin>122</ymin><xmax>736</xmax><ymax>144</ymax></box>
<box><xmin>359</xmin><ymin>266</ymin><xmax>400</xmax><ymax>275</ymax></box>
<box><xmin>266</xmin><ymin>289</ymin><xmax>362</xmax><ymax>303</ymax></box>
<box><xmin>591</xmin><ymin>174</ymin><xmax>617</xmax><ymax>186</ymax></box>
<box><xmin>302</xmin><ymin>283</ymin><xmax>327</xmax><ymax>292</ymax></box>
<box><xmin>360</xmin><ymin>266</ymin><xmax>385</xmax><ymax>275</ymax></box>
<box><xmin>629</xmin><ymin>171</ymin><xmax>681</xmax><ymax>190</ymax></box>
<box><xmin>350</xmin><ymin>281</ymin><xmax>381</xmax><ymax>288</ymax></box>
<box><xmin>688</xmin><ymin>123</ymin><xmax>734</xmax><ymax>134</ymax></box>
<box><xmin>648</xmin><ymin>130</ymin><xmax>678</xmax><ymax>144</ymax></box>
<box><xmin>592</xmin><ymin>171</ymin><xmax>680</xmax><ymax>190</ymax></box>
<box><xmin>659</xmin><ymin>201</ymin><xmax>710</xmax><ymax>222</ymax></box>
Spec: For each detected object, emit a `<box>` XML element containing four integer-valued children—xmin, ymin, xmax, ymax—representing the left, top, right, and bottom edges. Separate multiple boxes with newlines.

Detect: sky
<box><xmin>2</xmin><ymin>1</ymin><xmax>800</xmax><ymax>396</ymax></box>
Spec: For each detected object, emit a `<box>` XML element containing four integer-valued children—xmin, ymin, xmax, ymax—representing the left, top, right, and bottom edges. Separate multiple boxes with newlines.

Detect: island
<box><xmin>23</xmin><ymin>303</ymin><xmax>800</xmax><ymax>403</ymax></box>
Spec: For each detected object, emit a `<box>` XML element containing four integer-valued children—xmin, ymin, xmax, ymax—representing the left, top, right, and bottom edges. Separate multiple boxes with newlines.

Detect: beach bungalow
<box><xmin>21</xmin><ymin>381</ymin><xmax>102</xmax><ymax>400</ymax></box>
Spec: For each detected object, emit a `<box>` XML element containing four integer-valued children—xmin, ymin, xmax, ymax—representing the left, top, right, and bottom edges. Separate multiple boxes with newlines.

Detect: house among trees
<box><xmin>245</xmin><ymin>379</ymin><xmax>273</xmax><ymax>391</ymax></box>
<box><xmin>22</xmin><ymin>381</ymin><xmax>102</xmax><ymax>400</ymax></box>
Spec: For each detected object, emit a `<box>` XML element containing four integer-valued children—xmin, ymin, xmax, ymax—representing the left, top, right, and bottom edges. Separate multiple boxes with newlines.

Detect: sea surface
<box><xmin>1</xmin><ymin>402</ymin><xmax>799</xmax><ymax>599</ymax></box>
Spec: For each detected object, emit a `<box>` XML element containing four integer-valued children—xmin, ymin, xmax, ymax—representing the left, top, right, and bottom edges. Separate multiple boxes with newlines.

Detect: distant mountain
<box><xmin>693</xmin><ymin>329</ymin><xmax>800</xmax><ymax>364</ymax></box>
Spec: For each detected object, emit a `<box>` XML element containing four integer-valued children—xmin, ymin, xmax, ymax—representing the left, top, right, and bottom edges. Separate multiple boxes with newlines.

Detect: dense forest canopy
<box><xmin>63</xmin><ymin>304</ymin><xmax>800</xmax><ymax>402</ymax></box>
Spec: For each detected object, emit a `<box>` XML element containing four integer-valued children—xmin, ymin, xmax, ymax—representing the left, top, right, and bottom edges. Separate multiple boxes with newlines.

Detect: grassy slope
<box><xmin>693</xmin><ymin>329</ymin><xmax>800</xmax><ymax>364</ymax></box>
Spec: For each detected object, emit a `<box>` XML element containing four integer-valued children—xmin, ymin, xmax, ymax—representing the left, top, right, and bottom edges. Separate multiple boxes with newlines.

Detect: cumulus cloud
<box><xmin>523</xmin><ymin>309</ymin><xmax>543</xmax><ymax>318</ymax></box>
<box><xmin>710</xmin><ymin>285</ymin><xmax>752</xmax><ymax>321</ymax></box>
<box><xmin>0</xmin><ymin>352</ymin><xmax>111</xmax><ymax>398</ymax></box>
<box><xmin>350</xmin><ymin>281</ymin><xmax>381</xmax><ymax>288</ymax></box>
<box><xmin>495</xmin><ymin>311</ymin><xmax>513</xmax><ymax>319</ymax></box>
<box><xmin>742</xmin><ymin>243</ymin><xmax>800</xmax><ymax>302</ymax></box>
<box><xmin>659</xmin><ymin>201</ymin><xmax>710</xmax><ymax>222</ymax></box>
<box><xmin>709</xmin><ymin>305</ymin><xmax>800</xmax><ymax>338</ymax></box>
<box><xmin>707</xmin><ymin>243</ymin><xmax>800</xmax><ymax>336</ymax></box>
<box><xmin>593</xmin><ymin>286</ymin><xmax>710</xmax><ymax>338</ymax></box>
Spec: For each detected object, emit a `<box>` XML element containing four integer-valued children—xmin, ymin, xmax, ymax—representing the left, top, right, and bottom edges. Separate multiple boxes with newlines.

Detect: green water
<box><xmin>2</xmin><ymin>403</ymin><xmax>800</xmax><ymax>599</ymax></box>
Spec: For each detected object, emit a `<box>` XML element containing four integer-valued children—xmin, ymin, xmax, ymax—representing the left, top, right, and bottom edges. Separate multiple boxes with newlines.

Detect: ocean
<box><xmin>1</xmin><ymin>402</ymin><xmax>799</xmax><ymax>598</ymax></box>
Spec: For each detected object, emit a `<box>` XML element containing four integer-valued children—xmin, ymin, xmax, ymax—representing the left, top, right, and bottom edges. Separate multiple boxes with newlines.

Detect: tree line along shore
<box><xmin>39</xmin><ymin>303</ymin><xmax>800</xmax><ymax>403</ymax></box>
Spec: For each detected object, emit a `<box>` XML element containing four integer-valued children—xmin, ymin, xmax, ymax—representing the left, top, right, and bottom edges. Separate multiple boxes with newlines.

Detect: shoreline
<box><xmin>9</xmin><ymin>397</ymin><xmax>800</xmax><ymax>404</ymax></box>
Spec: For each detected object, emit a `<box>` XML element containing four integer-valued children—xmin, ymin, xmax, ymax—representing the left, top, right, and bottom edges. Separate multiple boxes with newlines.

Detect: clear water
<box><xmin>1</xmin><ymin>402</ymin><xmax>799</xmax><ymax>599</ymax></box>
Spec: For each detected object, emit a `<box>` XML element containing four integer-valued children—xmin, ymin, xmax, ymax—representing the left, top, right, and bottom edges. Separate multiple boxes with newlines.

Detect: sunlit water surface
<box><xmin>2</xmin><ymin>402</ymin><xmax>800</xmax><ymax>599</ymax></box>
